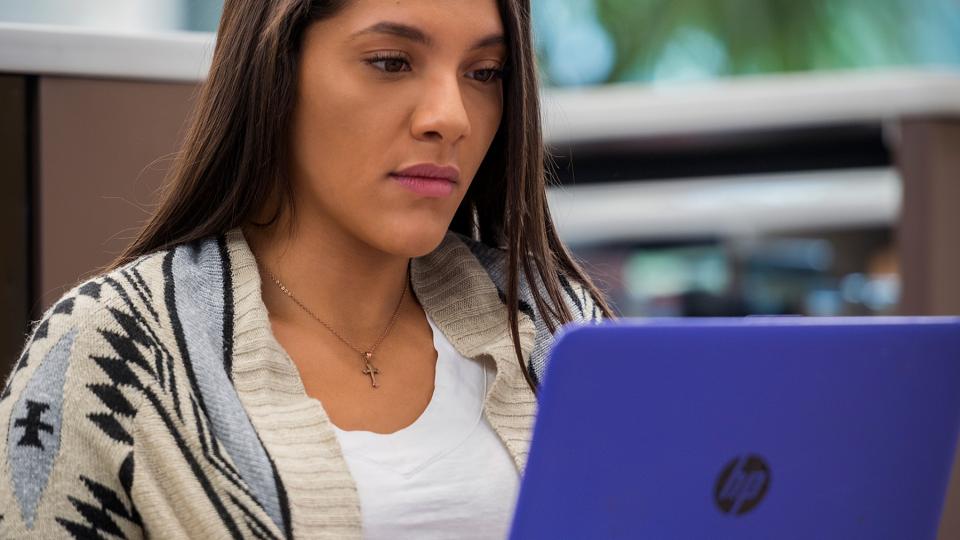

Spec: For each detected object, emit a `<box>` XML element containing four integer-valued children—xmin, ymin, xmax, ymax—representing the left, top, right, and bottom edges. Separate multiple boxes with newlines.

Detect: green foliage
<box><xmin>555</xmin><ymin>0</ymin><xmax>921</xmax><ymax>83</ymax></box>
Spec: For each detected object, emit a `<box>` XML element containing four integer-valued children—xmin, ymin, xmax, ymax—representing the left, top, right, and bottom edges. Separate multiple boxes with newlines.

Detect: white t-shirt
<box><xmin>332</xmin><ymin>314</ymin><xmax>521</xmax><ymax>539</ymax></box>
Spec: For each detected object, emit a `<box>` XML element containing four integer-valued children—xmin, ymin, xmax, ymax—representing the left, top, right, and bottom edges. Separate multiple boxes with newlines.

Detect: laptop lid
<box><xmin>510</xmin><ymin>318</ymin><xmax>960</xmax><ymax>540</ymax></box>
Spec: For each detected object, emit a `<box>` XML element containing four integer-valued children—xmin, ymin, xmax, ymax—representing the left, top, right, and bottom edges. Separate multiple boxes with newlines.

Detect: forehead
<box><xmin>331</xmin><ymin>0</ymin><xmax>505</xmax><ymax>43</ymax></box>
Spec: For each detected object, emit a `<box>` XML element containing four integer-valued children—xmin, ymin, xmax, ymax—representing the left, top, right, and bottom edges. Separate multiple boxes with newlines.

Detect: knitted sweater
<box><xmin>0</xmin><ymin>228</ymin><xmax>602</xmax><ymax>539</ymax></box>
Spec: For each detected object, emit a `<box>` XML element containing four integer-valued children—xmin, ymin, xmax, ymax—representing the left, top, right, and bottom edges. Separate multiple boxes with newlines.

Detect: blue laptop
<box><xmin>509</xmin><ymin>317</ymin><xmax>960</xmax><ymax>540</ymax></box>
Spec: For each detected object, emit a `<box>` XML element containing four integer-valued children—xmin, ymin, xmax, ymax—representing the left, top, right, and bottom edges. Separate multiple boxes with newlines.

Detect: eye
<box><xmin>366</xmin><ymin>53</ymin><xmax>412</xmax><ymax>74</ymax></box>
<box><xmin>365</xmin><ymin>53</ymin><xmax>504</xmax><ymax>82</ymax></box>
<box><xmin>468</xmin><ymin>67</ymin><xmax>505</xmax><ymax>83</ymax></box>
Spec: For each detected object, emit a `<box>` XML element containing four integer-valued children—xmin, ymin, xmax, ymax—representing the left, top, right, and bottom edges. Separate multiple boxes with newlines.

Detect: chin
<box><xmin>368</xmin><ymin>219</ymin><xmax>453</xmax><ymax>258</ymax></box>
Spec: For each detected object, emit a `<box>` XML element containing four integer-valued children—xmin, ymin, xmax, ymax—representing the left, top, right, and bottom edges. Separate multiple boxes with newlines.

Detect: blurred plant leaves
<box><xmin>538</xmin><ymin>0</ymin><xmax>935</xmax><ymax>85</ymax></box>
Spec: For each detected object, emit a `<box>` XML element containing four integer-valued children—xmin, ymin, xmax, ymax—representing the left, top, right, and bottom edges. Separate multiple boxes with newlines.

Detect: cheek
<box><xmin>464</xmin><ymin>91</ymin><xmax>503</xmax><ymax>172</ymax></box>
<box><xmin>472</xmin><ymin>87</ymin><xmax>503</xmax><ymax>135</ymax></box>
<box><xmin>293</xmin><ymin>76</ymin><xmax>396</xmax><ymax>184</ymax></box>
<box><xmin>289</xmin><ymin>76</ymin><xmax>417</xmax><ymax>231</ymax></box>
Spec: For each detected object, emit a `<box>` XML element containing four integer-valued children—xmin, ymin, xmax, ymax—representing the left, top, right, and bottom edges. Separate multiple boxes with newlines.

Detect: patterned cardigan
<box><xmin>0</xmin><ymin>228</ymin><xmax>602</xmax><ymax>539</ymax></box>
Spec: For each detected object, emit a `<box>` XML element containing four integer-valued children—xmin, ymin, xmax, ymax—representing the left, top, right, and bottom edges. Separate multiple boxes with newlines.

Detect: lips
<box><xmin>391</xmin><ymin>163</ymin><xmax>460</xmax><ymax>182</ymax></box>
<box><xmin>389</xmin><ymin>163</ymin><xmax>460</xmax><ymax>198</ymax></box>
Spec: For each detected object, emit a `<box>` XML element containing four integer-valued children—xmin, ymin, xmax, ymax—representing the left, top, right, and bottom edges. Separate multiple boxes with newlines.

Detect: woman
<box><xmin>0</xmin><ymin>0</ymin><xmax>612</xmax><ymax>537</ymax></box>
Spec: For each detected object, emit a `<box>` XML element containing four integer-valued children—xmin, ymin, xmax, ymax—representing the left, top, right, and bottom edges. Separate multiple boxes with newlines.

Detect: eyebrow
<box><xmin>350</xmin><ymin>21</ymin><xmax>506</xmax><ymax>51</ymax></box>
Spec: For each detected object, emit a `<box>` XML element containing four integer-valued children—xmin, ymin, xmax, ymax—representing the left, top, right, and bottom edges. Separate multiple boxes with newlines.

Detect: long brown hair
<box><xmin>115</xmin><ymin>0</ymin><xmax>615</xmax><ymax>393</ymax></box>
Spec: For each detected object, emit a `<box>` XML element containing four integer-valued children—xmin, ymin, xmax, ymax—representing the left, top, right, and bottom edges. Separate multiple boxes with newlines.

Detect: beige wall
<box><xmin>36</xmin><ymin>76</ymin><xmax>197</xmax><ymax>309</ymax></box>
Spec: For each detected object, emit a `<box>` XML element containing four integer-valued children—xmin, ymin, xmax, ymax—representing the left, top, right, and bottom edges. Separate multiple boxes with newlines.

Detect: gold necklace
<box><xmin>265</xmin><ymin>267</ymin><xmax>409</xmax><ymax>389</ymax></box>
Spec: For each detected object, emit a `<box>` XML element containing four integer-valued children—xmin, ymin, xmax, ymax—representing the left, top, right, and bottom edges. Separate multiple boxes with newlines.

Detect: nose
<box><xmin>410</xmin><ymin>74</ymin><xmax>471</xmax><ymax>144</ymax></box>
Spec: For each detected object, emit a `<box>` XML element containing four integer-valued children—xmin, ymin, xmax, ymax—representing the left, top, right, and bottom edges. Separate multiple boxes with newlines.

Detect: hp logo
<box><xmin>714</xmin><ymin>455</ymin><xmax>771</xmax><ymax>516</ymax></box>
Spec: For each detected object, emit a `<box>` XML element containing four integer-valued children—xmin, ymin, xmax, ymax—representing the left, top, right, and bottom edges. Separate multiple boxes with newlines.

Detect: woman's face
<box><xmin>289</xmin><ymin>0</ymin><xmax>506</xmax><ymax>256</ymax></box>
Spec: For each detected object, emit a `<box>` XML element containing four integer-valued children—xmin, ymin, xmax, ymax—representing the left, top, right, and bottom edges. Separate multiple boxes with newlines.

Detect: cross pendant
<box><xmin>361</xmin><ymin>352</ymin><xmax>380</xmax><ymax>388</ymax></box>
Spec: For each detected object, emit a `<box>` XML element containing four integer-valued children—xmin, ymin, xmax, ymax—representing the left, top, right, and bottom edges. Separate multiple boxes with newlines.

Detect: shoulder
<box><xmin>1</xmin><ymin>228</ymin><xmax>234</xmax><ymax>406</ymax></box>
<box><xmin>6</xmin><ymin>250</ymin><xmax>158</xmax><ymax>375</ymax></box>
<box><xmin>1</xmin><ymin>247</ymin><xmax>171</xmax><ymax>404</ymax></box>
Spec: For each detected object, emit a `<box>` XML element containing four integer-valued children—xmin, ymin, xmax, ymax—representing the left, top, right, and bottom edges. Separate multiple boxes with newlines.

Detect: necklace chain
<box><xmin>265</xmin><ymin>266</ymin><xmax>409</xmax><ymax>388</ymax></box>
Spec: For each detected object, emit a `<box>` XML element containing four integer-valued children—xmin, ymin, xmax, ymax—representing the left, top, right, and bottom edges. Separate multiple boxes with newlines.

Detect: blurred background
<box><xmin>1</xmin><ymin>0</ymin><xmax>959</xmax><ymax>328</ymax></box>
<box><xmin>3</xmin><ymin>0</ymin><xmax>959</xmax><ymax>77</ymax></box>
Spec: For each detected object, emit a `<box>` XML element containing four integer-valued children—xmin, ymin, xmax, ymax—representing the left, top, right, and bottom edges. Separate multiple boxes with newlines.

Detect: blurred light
<box><xmin>533</xmin><ymin>0</ymin><xmax>615</xmax><ymax>86</ymax></box>
<box><xmin>747</xmin><ymin>239</ymin><xmax>835</xmax><ymax>271</ymax></box>
<box><xmin>624</xmin><ymin>246</ymin><xmax>729</xmax><ymax>299</ymax></box>
<box><xmin>651</xmin><ymin>27</ymin><xmax>728</xmax><ymax>84</ymax></box>
<box><xmin>841</xmin><ymin>273</ymin><xmax>868</xmax><ymax>304</ymax></box>
<box><xmin>806</xmin><ymin>289</ymin><xmax>844</xmax><ymax>316</ymax></box>
<box><xmin>862</xmin><ymin>275</ymin><xmax>900</xmax><ymax>311</ymax></box>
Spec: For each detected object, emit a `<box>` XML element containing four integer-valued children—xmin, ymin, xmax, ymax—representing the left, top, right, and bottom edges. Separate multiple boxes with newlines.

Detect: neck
<box><xmin>243</xmin><ymin>217</ymin><xmax>416</xmax><ymax>342</ymax></box>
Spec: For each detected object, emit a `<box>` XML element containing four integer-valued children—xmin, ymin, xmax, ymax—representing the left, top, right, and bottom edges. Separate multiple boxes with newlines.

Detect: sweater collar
<box><xmin>225</xmin><ymin>227</ymin><xmax>536</xmax><ymax>394</ymax></box>
<box><xmin>410</xmin><ymin>232</ymin><xmax>536</xmax><ymax>370</ymax></box>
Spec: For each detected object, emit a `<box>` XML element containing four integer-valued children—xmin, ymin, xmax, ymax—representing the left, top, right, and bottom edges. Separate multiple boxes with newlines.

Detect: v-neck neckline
<box><xmin>331</xmin><ymin>315</ymin><xmax>488</xmax><ymax>477</ymax></box>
